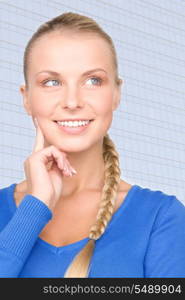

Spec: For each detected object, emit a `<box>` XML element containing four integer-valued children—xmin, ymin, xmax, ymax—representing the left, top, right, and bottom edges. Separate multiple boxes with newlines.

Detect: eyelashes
<box><xmin>41</xmin><ymin>76</ymin><xmax>103</xmax><ymax>88</ymax></box>
<box><xmin>42</xmin><ymin>79</ymin><xmax>59</xmax><ymax>87</ymax></box>
<box><xmin>86</xmin><ymin>77</ymin><xmax>103</xmax><ymax>86</ymax></box>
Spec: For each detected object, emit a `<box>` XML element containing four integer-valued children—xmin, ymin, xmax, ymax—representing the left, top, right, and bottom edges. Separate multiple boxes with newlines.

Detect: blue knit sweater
<box><xmin>0</xmin><ymin>183</ymin><xmax>184</xmax><ymax>278</ymax></box>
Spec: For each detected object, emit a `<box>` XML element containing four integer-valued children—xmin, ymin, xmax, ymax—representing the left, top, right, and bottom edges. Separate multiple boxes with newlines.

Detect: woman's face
<box><xmin>20</xmin><ymin>31</ymin><xmax>122</xmax><ymax>152</ymax></box>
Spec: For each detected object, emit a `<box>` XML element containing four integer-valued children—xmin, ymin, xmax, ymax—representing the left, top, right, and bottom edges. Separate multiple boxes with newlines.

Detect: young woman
<box><xmin>0</xmin><ymin>12</ymin><xmax>184</xmax><ymax>278</ymax></box>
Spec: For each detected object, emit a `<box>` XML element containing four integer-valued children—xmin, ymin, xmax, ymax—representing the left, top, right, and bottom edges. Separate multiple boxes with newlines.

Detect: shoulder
<box><xmin>134</xmin><ymin>184</ymin><xmax>185</xmax><ymax>228</ymax></box>
<box><xmin>134</xmin><ymin>183</ymin><xmax>184</xmax><ymax>207</ymax></box>
<box><xmin>119</xmin><ymin>180</ymin><xmax>185</xmax><ymax>214</ymax></box>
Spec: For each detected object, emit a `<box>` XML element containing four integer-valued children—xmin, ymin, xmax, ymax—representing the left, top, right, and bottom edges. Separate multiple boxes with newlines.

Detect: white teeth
<box><xmin>57</xmin><ymin>120</ymin><xmax>90</xmax><ymax>127</ymax></box>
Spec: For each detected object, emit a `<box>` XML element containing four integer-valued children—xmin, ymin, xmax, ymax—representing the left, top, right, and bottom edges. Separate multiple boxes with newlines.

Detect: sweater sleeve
<box><xmin>144</xmin><ymin>195</ymin><xmax>185</xmax><ymax>278</ymax></box>
<box><xmin>0</xmin><ymin>194</ymin><xmax>52</xmax><ymax>277</ymax></box>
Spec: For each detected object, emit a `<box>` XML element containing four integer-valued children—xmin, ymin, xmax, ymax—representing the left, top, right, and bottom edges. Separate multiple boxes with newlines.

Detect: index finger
<box><xmin>32</xmin><ymin>117</ymin><xmax>45</xmax><ymax>153</ymax></box>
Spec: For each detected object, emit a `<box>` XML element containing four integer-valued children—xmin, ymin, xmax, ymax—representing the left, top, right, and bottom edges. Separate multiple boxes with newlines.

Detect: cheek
<box><xmin>94</xmin><ymin>90</ymin><xmax>114</xmax><ymax>116</ymax></box>
<box><xmin>92</xmin><ymin>91</ymin><xmax>114</xmax><ymax>134</ymax></box>
<box><xmin>29</xmin><ymin>90</ymin><xmax>53</xmax><ymax>116</ymax></box>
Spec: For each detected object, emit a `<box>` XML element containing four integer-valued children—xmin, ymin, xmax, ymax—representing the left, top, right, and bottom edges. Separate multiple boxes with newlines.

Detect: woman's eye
<box><xmin>42</xmin><ymin>77</ymin><xmax>102</xmax><ymax>87</ymax></box>
<box><xmin>43</xmin><ymin>79</ymin><xmax>60</xmax><ymax>87</ymax></box>
<box><xmin>86</xmin><ymin>77</ymin><xmax>102</xmax><ymax>86</ymax></box>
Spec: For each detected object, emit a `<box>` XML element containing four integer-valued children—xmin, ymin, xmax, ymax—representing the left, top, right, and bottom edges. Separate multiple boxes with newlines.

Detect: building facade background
<box><xmin>0</xmin><ymin>0</ymin><xmax>185</xmax><ymax>204</ymax></box>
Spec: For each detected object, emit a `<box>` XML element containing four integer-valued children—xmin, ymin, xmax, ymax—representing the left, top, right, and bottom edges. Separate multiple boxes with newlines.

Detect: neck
<box><xmin>61</xmin><ymin>140</ymin><xmax>105</xmax><ymax>197</ymax></box>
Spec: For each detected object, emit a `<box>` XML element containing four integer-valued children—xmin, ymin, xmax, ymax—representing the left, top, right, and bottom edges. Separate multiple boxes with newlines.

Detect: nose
<box><xmin>61</xmin><ymin>85</ymin><xmax>84</xmax><ymax>109</ymax></box>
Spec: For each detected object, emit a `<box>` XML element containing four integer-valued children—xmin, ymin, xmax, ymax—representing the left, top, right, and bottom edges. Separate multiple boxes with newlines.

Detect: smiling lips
<box><xmin>56</xmin><ymin>120</ymin><xmax>90</xmax><ymax>127</ymax></box>
<box><xmin>55</xmin><ymin>119</ymin><xmax>93</xmax><ymax>135</ymax></box>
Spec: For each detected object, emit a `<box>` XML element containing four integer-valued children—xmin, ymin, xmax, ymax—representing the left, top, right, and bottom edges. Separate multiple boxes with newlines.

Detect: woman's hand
<box><xmin>23</xmin><ymin>117</ymin><xmax>77</xmax><ymax>211</ymax></box>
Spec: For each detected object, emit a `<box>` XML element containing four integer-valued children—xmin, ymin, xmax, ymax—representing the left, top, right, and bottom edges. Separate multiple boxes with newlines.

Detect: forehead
<box><xmin>28</xmin><ymin>32</ymin><xmax>114</xmax><ymax>75</ymax></box>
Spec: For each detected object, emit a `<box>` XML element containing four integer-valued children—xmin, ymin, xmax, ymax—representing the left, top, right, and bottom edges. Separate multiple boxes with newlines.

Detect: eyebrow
<box><xmin>35</xmin><ymin>68</ymin><xmax>107</xmax><ymax>77</ymax></box>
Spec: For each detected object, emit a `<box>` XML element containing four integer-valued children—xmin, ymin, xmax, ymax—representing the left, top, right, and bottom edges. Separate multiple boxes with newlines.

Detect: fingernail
<box><xmin>68</xmin><ymin>170</ymin><xmax>73</xmax><ymax>176</ymax></box>
<box><xmin>65</xmin><ymin>170</ymin><xmax>71</xmax><ymax>176</ymax></box>
<box><xmin>33</xmin><ymin>117</ymin><xmax>38</xmax><ymax>128</ymax></box>
<box><xmin>71</xmin><ymin>168</ymin><xmax>77</xmax><ymax>174</ymax></box>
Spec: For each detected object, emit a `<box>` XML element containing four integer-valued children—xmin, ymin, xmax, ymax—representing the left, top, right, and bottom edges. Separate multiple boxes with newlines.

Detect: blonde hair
<box><xmin>23</xmin><ymin>12</ymin><xmax>122</xmax><ymax>277</ymax></box>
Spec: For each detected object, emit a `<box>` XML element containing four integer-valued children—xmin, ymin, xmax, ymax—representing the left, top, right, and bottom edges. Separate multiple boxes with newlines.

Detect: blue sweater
<box><xmin>0</xmin><ymin>183</ymin><xmax>185</xmax><ymax>278</ymax></box>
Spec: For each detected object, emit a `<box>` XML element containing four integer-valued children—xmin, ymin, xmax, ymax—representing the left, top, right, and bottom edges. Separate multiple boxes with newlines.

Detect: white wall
<box><xmin>0</xmin><ymin>0</ymin><xmax>185</xmax><ymax>204</ymax></box>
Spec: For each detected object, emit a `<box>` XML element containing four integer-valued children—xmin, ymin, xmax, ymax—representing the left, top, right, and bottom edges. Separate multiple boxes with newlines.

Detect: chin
<box><xmin>54</xmin><ymin>139</ymin><xmax>90</xmax><ymax>152</ymax></box>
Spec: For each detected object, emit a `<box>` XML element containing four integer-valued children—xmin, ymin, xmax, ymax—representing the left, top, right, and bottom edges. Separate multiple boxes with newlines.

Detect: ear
<box><xmin>112</xmin><ymin>78</ymin><xmax>124</xmax><ymax>111</ymax></box>
<box><xmin>19</xmin><ymin>84</ymin><xmax>32</xmax><ymax>116</ymax></box>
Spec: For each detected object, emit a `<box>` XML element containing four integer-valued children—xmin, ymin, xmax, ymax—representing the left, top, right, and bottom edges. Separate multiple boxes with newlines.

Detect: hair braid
<box><xmin>89</xmin><ymin>133</ymin><xmax>121</xmax><ymax>240</ymax></box>
<box><xmin>64</xmin><ymin>133</ymin><xmax>121</xmax><ymax>277</ymax></box>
